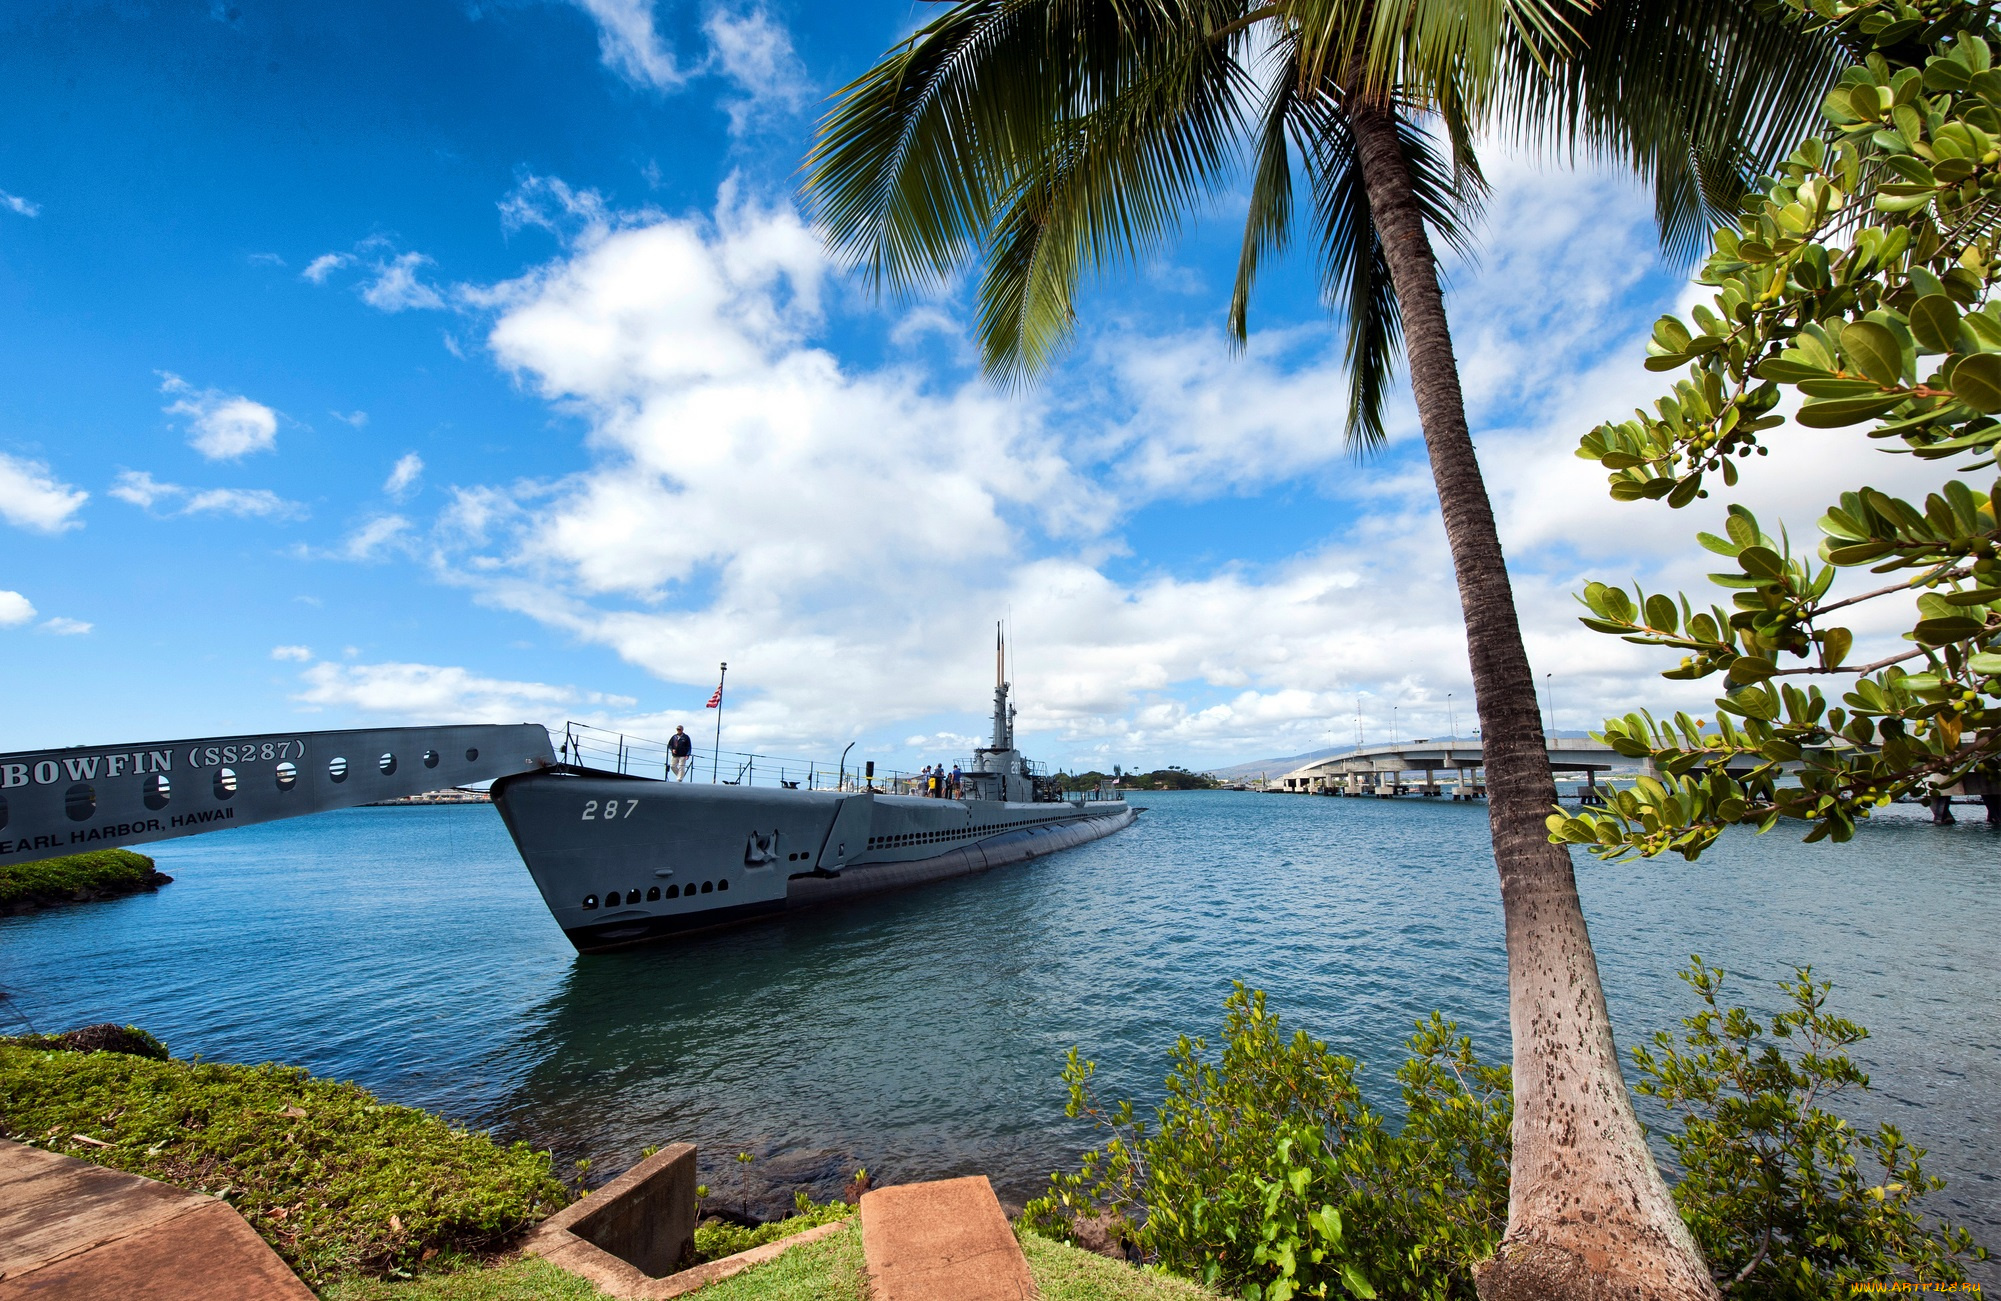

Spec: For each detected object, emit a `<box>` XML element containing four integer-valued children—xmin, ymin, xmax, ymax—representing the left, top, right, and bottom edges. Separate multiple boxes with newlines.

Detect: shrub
<box><xmin>1022</xmin><ymin>985</ymin><xmax>1509</xmax><ymax>1300</ymax></box>
<box><xmin>1635</xmin><ymin>960</ymin><xmax>1987</xmax><ymax>1295</ymax></box>
<box><xmin>693</xmin><ymin>1190</ymin><xmax>855</xmax><ymax>1261</ymax></box>
<box><xmin>0</xmin><ymin>848</ymin><xmax>164</xmax><ymax>909</ymax></box>
<box><xmin>1025</xmin><ymin>970</ymin><xmax>1984</xmax><ymax>1299</ymax></box>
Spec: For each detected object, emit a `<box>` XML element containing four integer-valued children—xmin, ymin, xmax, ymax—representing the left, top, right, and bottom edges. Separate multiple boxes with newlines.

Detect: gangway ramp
<box><xmin>0</xmin><ymin>724</ymin><xmax>554</xmax><ymax>867</ymax></box>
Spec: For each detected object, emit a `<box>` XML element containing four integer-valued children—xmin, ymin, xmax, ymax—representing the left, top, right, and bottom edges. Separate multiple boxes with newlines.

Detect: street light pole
<box><xmin>1545</xmin><ymin>672</ymin><xmax>1555</xmax><ymax>738</ymax></box>
<box><xmin>1448</xmin><ymin>692</ymin><xmax>1456</xmax><ymax>739</ymax></box>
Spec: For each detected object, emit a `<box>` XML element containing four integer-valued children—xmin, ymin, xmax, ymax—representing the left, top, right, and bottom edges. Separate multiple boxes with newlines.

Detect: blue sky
<box><xmin>0</xmin><ymin>1</ymin><xmax>1926</xmax><ymax>772</ymax></box>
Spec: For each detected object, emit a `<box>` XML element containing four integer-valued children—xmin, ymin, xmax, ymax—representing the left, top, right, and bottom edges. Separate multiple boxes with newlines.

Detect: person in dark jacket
<box><xmin>668</xmin><ymin>726</ymin><xmax>694</xmax><ymax>781</ymax></box>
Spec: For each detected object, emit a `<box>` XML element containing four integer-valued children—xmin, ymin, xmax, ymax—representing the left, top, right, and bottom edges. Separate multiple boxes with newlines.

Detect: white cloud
<box><xmin>383</xmin><ymin>453</ymin><xmax>425</xmax><ymax>500</ymax></box>
<box><xmin>1</xmin><ymin>190</ymin><xmax>40</xmax><ymax>218</ymax></box>
<box><xmin>338</xmin><ymin>514</ymin><xmax>415</xmax><ymax>561</ymax></box>
<box><xmin>0</xmin><ymin>591</ymin><xmax>35</xmax><ymax>626</ymax></box>
<box><xmin>294</xmin><ymin>659</ymin><xmax>636</xmax><ymax>724</ymax></box>
<box><xmin>302</xmin><ymin>252</ymin><xmax>352</xmax><ymax>284</ymax></box>
<box><xmin>500</xmin><ymin>174</ymin><xmax>625</xmax><ymax>246</ymax></box>
<box><xmin>39</xmin><ymin>617</ymin><xmax>91</xmax><ymax>636</ymax></box>
<box><xmin>110</xmin><ymin>469</ymin><xmax>306</xmax><ymax>520</ymax></box>
<box><xmin>159</xmin><ymin>373</ymin><xmax>280</xmax><ymax>460</ymax></box>
<box><xmin>360</xmin><ymin>252</ymin><xmax>446</xmax><ymax>312</ymax></box>
<box><xmin>271</xmin><ymin>644</ymin><xmax>313</xmax><ymax>662</ymax></box>
<box><xmin>0</xmin><ymin>453</ymin><xmax>87</xmax><ymax>532</ymax></box>
<box><xmin>331</xmin><ymin>409</ymin><xmax>369</xmax><ymax>427</ymax></box>
<box><xmin>366</xmin><ymin>152</ymin><xmax>1971</xmax><ymax>770</ymax></box>
<box><xmin>703</xmin><ymin>7</ymin><xmax>810</xmax><ymax>135</ymax></box>
<box><xmin>303</xmin><ymin>244</ymin><xmax>448</xmax><ymax>312</ymax></box>
<box><xmin>108</xmin><ymin>469</ymin><xmax>174</xmax><ymax>509</ymax></box>
<box><xmin>569</xmin><ymin>0</ymin><xmax>686</xmax><ymax>90</ymax></box>
<box><xmin>182</xmin><ymin>487</ymin><xmax>304</xmax><ymax>518</ymax></box>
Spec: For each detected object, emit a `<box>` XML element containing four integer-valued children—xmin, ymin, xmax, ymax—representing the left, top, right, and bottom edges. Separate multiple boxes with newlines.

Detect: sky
<box><xmin>0</xmin><ymin>1</ymin><xmax>1937</xmax><ymax>774</ymax></box>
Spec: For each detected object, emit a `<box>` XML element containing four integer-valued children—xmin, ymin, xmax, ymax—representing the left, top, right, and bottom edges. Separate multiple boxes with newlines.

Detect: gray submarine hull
<box><xmin>491</xmin><ymin>766</ymin><xmax>1136</xmax><ymax>953</ymax></box>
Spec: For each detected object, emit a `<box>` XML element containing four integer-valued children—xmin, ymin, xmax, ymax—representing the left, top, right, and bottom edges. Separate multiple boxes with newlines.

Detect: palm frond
<box><xmin>806</xmin><ymin>0</ymin><xmax>1253</xmax><ymax>300</ymax></box>
<box><xmin>1300</xmin><ymin>102</ymin><xmax>1475</xmax><ymax>448</ymax></box>
<box><xmin>1497</xmin><ymin>0</ymin><xmax>1848</xmax><ymax>261</ymax></box>
<box><xmin>1229</xmin><ymin>36</ymin><xmax>1306</xmax><ymax>346</ymax></box>
<box><xmin>975</xmin><ymin>28</ymin><xmax>1253</xmax><ymax>377</ymax></box>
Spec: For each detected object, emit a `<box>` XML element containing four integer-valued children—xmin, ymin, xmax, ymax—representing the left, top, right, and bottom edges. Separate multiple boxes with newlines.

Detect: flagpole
<box><xmin>711</xmin><ymin>661</ymin><xmax>727</xmax><ymax>784</ymax></box>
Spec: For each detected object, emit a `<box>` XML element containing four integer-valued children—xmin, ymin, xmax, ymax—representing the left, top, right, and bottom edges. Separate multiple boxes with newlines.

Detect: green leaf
<box><xmin>1728</xmin><ymin>655</ymin><xmax>1777</xmax><ymax>683</ymax></box>
<box><xmin>1651</xmin><ymin>316</ymin><xmax>1692</xmax><ymax>352</ymax></box>
<box><xmin>1800</xmin><ymin>390</ymin><xmax>1904</xmax><ymax>426</ymax></box>
<box><xmin>1840</xmin><ymin>320</ymin><xmax>1904</xmax><ymax>386</ymax></box>
<box><xmin>1951</xmin><ymin>352</ymin><xmax>2001</xmax><ymax>413</ymax></box>
<box><xmin>1908</xmin><ymin>295</ymin><xmax>1963</xmax><ymax>353</ymax></box>
<box><xmin>1755</xmin><ymin>358</ymin><xmax>1835</xmax><ymax>383</ymax></box>
<box><xmin>1797</xmin><ymin>394</ymin><xmax>1906</xmax><ymax>427</ymax></box>
<box><xmin>1738</xmin><ymin>545</ymin><xmax>1785</xmax><ymax>579</ymax></box>
<box><xmin>1821</xmin><ymin>627</ymin><xmax>1853</xmax><ymax>669</ymax></box>
<box><xmin>1916</xmin><ymin>615</ymin><xmax>1987</xmax><ymax>643</ymax></box>
<box><xmin>1797</xmin><ymin>377</ymin><xmax>1892</xmax><ymax>398</ymax></box>
<box><xmin>1339</xmin><ymin>1263</ymin><xmax>1378</xmax><ymax>1300</ymax></box>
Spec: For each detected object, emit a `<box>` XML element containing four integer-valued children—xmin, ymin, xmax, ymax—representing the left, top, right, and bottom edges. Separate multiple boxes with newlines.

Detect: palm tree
<box><xmin>804</xmin><ymin>3</ymin><xmax>1839</xmax><ymax>1295</ymax></box>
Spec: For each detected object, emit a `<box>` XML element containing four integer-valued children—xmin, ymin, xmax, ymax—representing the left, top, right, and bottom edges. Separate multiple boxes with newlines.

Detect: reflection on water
<box><xmin>2</xmin><ymin>794</ymin><xmax>1993</xmax><ymax>1269</ymax></box>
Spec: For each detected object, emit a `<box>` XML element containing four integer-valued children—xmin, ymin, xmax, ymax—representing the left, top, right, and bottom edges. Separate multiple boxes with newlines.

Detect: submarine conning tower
<box><xmin>968</xmin><ymin>621</ymin><xmax>1032</xmax><ymax>802</ymax></box>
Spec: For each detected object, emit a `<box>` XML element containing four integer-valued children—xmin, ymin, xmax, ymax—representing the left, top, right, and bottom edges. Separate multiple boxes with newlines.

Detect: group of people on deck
<box><xmin>921</xmin><ymin>763</ymin><xmax>962</xmax><ymax>799</ymax></box>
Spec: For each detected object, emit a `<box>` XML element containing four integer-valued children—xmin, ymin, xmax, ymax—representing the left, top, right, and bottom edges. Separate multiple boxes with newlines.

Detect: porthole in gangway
<box><xmin>65</xmin><ymin>782</ymin><xmax>95</xmax><ymax>822</ymax></box>
<box><xmin>213</xmin><ymin>768</ymin><xmax>237</xmax><ymax>801</ymax></box>
<box><xmin>378</xmin><ymin>752</ymin><xmax>397</xmax><ymax>776</ymax></box>
<box><xmin>329</xmin><ymin>757</ymin><xmax>348</xmax><ymax>783</ymax></box>
<box><xmin>143</xmin><ymin>773</ymin><xmax>171</xmax><ymax>810</ymax></box>
<box><xmin>275</xmin><ymin>762</ymin><xmax>297</xmax><ymax>791</ymax></box>
<box><xmin>423</xmin><ymin>750</ymin><xmax>440</xmax><ymax>769</ymax></box>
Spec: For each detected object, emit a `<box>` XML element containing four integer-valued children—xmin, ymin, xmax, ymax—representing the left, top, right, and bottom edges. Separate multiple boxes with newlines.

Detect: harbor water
<box><xmin>2</xmin><ymin>790</ymin><xmax>1993</xmax><ymax>1270</ymax></box>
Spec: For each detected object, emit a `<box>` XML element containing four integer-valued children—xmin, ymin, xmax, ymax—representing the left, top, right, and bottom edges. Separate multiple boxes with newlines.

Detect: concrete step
<box><xmin>0</xmin><ymin>1139</ymin><xmax>313</xmax><ymax>1300</ymax></box>
<box><xmin>860</xmin><ymin>1175</ymin><xmax>1036</xmax><ymax>1301</ymax></box>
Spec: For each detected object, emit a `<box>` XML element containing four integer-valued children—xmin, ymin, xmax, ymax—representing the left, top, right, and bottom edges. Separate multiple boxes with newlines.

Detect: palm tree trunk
<box><xmin>1344</xmin><ymin>99</ymin><xmax>1719</xmax><ymax>1301</ymax></box>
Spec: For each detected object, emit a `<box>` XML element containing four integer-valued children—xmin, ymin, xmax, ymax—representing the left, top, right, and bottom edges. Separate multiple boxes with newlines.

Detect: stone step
<box><xmin>0</xmin><ymin>1139</ymin><xmax>313</xmax><ymax>1300</ymax></box>
<box><xmin>860</xmin><ymin>1175</ymin><xmax>1036</xmax><ymax>1301</ymax></box>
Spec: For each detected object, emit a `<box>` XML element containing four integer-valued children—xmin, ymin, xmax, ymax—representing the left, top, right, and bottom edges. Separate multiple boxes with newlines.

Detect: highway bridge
<box><xmin>1275</xmin><ymin>737</ymin><xmax>1633</xmax><ymax>799</ymax></box>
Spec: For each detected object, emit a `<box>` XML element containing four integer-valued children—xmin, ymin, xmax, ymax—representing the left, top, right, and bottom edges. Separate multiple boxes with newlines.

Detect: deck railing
<box><xmin>556</xmin><ymin>722</ymin><xmax>922</xmax><ymax>792</ymax></box>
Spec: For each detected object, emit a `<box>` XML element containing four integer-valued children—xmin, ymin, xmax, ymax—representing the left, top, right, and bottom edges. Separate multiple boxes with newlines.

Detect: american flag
<box><xmin>706</xmin><ymin>685</ymin><xmax>723</xmax><ymax>708</ymax></box>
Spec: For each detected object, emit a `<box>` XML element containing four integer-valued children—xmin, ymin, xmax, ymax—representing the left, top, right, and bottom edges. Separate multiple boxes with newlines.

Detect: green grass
<box><xmin>0</xmin><ymin>1044</ymin><xmax>570</xmax><ymax>1289</ymax></box>
<box><xmin>322</xmin><ymin>1259</ymin><xmax>613</xmax><ymax>1301</ymax></box>
<box><xmin>321</xmin><ymin>1220</ymin><xmax>1218</xmax><ymax>1301</ymax></box>
<box><xmin>1020</xmin><ymin>1229</ymin><xmax>1221</xmax><ymax>1300</ymax></box>
<box><xmin>0</xmin><ymin>848</ymin><xmax>163</xmax><ymax>908</ymax></box>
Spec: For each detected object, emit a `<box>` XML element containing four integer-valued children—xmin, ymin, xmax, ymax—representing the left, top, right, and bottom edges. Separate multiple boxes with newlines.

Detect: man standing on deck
<box><xmin>949</xmin><ymin>763</ymin><xmax>962</xmax><ymax>799</ymax></box>
<box><xmin>668</xmin><ymin>726</ymin><xmax>694</xmax><ymax>781</ymax></box>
